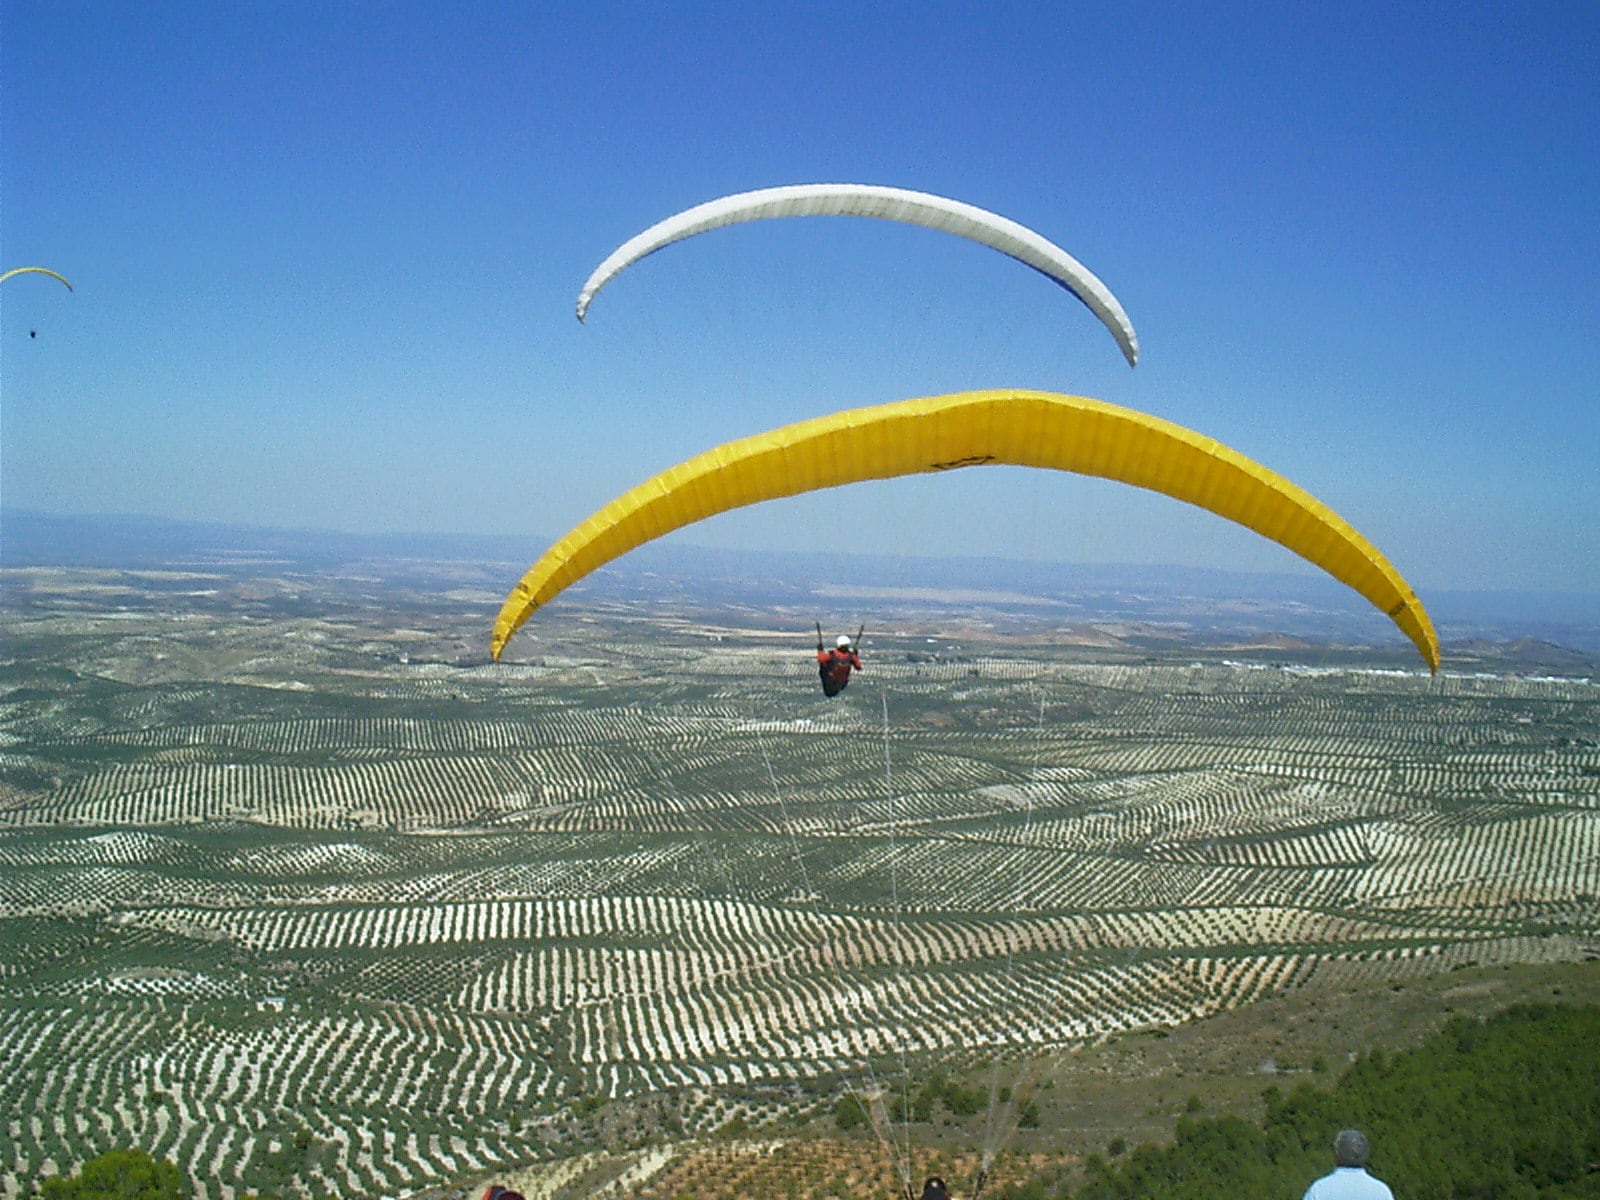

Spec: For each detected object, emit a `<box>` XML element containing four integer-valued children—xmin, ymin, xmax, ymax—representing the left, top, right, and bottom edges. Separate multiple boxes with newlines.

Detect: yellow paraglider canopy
<box><xmin>492</xmin><ymin>389</ymin><xmax>1438</xmax><ymax>672</ymax></box>
<box><xmin>0</xmin><ymin>267</ymin><xmax>73</xmax><ymax>291</ymax></box>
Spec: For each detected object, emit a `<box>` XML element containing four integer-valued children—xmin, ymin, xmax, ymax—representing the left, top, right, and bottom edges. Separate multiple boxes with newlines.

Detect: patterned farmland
<box><xmin>3</xmin><ymin>592</ymin><xmax>1598</xmax><ymax>1199</ymax></box>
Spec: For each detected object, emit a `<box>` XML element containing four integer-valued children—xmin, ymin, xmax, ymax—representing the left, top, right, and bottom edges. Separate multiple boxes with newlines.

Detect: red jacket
<box><xmin>818</xmin><ymin>648</ymin><xmax>863</xmax><ymax>694</ymax></box>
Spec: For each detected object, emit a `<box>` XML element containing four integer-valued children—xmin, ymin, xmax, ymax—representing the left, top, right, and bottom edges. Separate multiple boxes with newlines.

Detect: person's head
<box><xmin>836</xmin><ymin>635</ymin><xmax>852</xmax><ymax>650</ymax></box>
<box><xmin>1334</xmin><ymin>1129</ymin><xmax>1370</xmax><ymax>1168</ymax></box>
<box><xmin>921</xmin><ymin>1178</ymin><xmax>948</xmax><ymax>1200</ymax></box>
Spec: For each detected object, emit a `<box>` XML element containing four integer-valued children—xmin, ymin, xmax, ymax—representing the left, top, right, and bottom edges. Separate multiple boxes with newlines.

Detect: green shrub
<box><xmin>41</xmin><ymin>1149</ymin><xmax>187</xmax><ymax>1200</ymax></box>
<box><xmin>834</xmin><ymin>1095</ymin><xmax>867</xmax><ymax>1132</ymax></box>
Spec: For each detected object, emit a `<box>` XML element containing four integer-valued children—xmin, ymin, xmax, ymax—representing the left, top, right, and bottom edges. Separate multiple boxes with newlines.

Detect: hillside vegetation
<box><xmin>480</xmin><ymin>959</ymin><xmax>1599</xmax><ymax>1200</ymax></box>
<box><xmin>39</xmin><ymin>981</ymin><xmax>1598</xmax><ymax>1200</ymax></box>
<box><xmin>1042</xmin><ymin>1001</ymin><xmax>1600</xmax><ymax>1200</ymax></box>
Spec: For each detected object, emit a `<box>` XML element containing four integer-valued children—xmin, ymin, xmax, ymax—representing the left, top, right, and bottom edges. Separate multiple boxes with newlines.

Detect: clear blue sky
<box><xmin>3</xmin><ymin>2</ymin><xmax>1596</xmax><ymax>594</ymax></box>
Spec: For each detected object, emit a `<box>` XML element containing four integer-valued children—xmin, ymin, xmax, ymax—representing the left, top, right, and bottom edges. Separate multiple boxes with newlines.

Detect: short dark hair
<box><xmin>1334</xmin><ymin>1129</ymin><xmax>1370</xmax><ymax>1167</ymax></box>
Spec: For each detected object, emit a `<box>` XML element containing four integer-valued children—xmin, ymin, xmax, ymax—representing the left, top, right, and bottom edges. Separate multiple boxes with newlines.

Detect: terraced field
<box><xmin>2</xmin><ymin>572</ymin><xmax>1597</xmax><ymax>1199</ymax></box>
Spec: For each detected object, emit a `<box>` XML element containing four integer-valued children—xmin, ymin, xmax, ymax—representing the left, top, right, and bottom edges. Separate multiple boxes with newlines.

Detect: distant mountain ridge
<box><xmin>3</xmin><ymin>508</ymin><xmax>1597</xmax><ymax>656</ymax></box>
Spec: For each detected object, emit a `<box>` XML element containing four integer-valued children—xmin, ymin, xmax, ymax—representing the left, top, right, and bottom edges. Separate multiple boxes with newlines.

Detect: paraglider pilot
<box><xmin>816</xmin><ymin>626</ymin><xmax>863</xmax><ymax>697</ymax></box>
<box><xmin>914</xmin><ymin>1177</ymin><xmax>951</xmax><ymax>1200</ymax></box>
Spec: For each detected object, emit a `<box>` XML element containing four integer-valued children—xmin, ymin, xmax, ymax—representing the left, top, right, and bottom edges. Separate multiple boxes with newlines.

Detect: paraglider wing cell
<box><xmin>575</xmin><ymin>184</ymin><xmax>1139</xmax><ymax>367</ymax></box>
<box><xmin>491</xmin><ymin>389</ymin><xmax>1438</xmax><ymax>672</ymax></box>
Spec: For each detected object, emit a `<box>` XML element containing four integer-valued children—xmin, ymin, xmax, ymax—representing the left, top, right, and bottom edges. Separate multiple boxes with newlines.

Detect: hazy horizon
<box><xmin>5</xmin><ymin>507</ymin><xmax>1597</xmax><ymax>658</ymax></box>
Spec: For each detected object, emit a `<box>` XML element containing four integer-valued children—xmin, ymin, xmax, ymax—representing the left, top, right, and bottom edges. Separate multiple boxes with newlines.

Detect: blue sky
<box><xmin>3</xmin><ymin>2</ymin><xmax>1596</xmax><ymax>595</ymax></box>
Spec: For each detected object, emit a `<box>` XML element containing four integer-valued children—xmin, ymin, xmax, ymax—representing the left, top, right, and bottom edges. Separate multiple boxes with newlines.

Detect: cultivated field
<box><xmin>2</xmin><ymin>566</ymin><xmax>1597</xmax><ymax>1200</ymax></box>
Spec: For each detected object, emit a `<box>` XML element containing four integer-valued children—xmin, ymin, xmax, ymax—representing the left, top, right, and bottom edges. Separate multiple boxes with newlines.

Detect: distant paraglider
<box><xmin>1</xmin><ymin>266</ymin><xmax>73</xmax><ymax>291</ymax></box>
<box><xmin>576</xmin><ymin>184</ymin><xmax>1140</xmax><ymax>367</ymax></box>
<box><xmin>816</xmin><ymin>625</ymin><xmax>865</xmax><ymax>698</ymax></box>
<box><xmin>491</xmin><ymin>388</ymin><xmax>1439</xmax><ymax>672</ymax></box>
